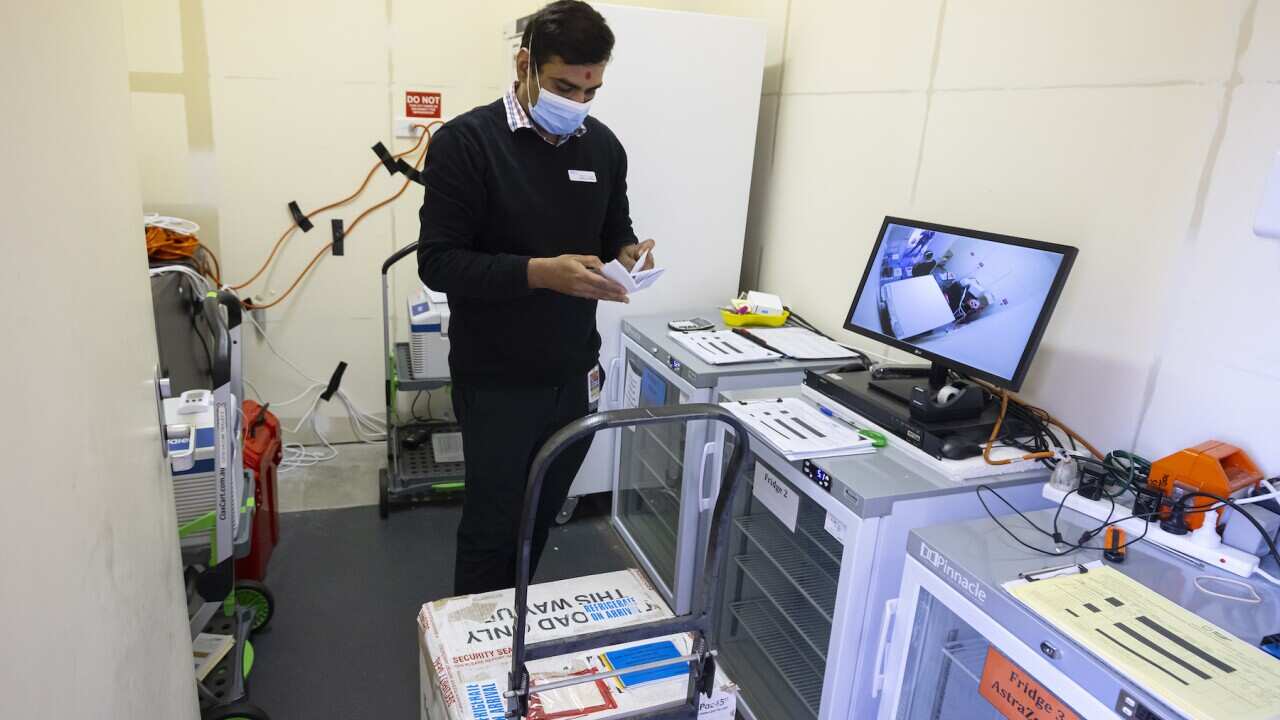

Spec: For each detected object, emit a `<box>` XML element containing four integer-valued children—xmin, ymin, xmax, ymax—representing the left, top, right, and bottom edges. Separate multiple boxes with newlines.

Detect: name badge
<box><xmin>587</xmin><ymin>365</ymin><xmax>603</xmax><ymax>409</ymax></box>
<box><xmin>568</xmin><ymin>169</ymin><xmax>597</xmax><ymax>183</ymax></box>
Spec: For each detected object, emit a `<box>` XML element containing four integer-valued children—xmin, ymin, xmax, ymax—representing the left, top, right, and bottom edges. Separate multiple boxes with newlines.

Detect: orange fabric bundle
<box><xmin>146</xmin><ymin>225</ymin><xmax>221</xmax><ymax>284</ymax></box>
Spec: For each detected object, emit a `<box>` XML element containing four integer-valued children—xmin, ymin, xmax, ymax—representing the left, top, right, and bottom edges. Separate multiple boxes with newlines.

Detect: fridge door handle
<box><xmin>696</xmin><ymin>441</ymin><xmax>717</xmax><ymax>512</ymax></box>
<box><xmin>871</xmin><ymin>598</ymin><xmax>899</xmax><ymax>697</ymax></box>
<box><xmin>608</xmin><ymin>356</ymin><xmax>623</xmax><ymax>405</ymax></box>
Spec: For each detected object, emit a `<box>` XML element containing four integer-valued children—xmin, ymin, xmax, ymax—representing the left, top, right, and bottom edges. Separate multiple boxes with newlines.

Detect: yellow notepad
<box><xmin>1006</xmin><ymin>566</ymin><xmax>1280</xmax><ymax>720</ymax></box>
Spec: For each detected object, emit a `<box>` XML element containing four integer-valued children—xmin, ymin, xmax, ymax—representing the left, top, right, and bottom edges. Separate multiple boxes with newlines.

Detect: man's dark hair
<box><xmin>522</xmin><ymin>1</ymin><xmax>614</xmax><ymax>68</ymax></box>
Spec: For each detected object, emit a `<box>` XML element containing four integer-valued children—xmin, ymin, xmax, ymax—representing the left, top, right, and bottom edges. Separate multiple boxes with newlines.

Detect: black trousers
<box><xmin>451</xmin><ymin>375</ymin><xmax>595</xmax><ymax>596</ymax></box>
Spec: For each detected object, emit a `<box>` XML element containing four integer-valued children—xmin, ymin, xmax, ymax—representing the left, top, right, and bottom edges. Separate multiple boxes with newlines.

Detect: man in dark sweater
<box><xmin>417</xmin><ymin>0</ymin><xmax>653</xmax><ymax>595</ymax></box>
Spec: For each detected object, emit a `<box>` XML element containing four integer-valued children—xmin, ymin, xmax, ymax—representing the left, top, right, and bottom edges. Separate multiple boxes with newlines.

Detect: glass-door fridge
<box><xmin>879</xmin><ymin>512</ymin><xmax>1280</xmax><ymax>720</ymax></box>
<box><xmin>713</xmin><ymin>456</ymin><xmax>850</xmax><ymax>720</ymax></box>
<box><xmin>702</xmin><ymin>386</ymin><xmax>1051</xmax><ymax>720</ymax></box>
<box><xmin>613</xmin><ymin>340</ymin><xmax>711</xmax><ymax>609</ymax></box>
<box><xmin>611</xmin><ymin>314</ymin><xmax>849</xmax><ymax>614</ymax></box>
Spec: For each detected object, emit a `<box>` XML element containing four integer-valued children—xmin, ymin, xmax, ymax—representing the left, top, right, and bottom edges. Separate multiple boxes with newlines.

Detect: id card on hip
<box><xmin>587</xmin><ymin>364</ymin><xmax>603</xmax><ymax>411</ymax></box>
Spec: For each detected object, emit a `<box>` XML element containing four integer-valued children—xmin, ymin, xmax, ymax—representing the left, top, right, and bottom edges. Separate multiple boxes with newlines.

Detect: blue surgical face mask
<box><xmin>525</xmin><ymin>34</ymin><xmax>592</xmax><ymax>136</ymax></box>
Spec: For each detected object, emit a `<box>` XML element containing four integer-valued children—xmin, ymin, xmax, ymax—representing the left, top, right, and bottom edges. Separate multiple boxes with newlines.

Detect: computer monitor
<box><xmin>844</xmin><ymin>217</ymin><xmax>1077</xmax><ymax>392</ymax></box>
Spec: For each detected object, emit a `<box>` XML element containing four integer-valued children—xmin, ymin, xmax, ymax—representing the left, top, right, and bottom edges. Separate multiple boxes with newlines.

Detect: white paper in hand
<box><xmin>603</xmin><ymin>248</ymin><xmax>665</xmax><ymax>294</ymax></box>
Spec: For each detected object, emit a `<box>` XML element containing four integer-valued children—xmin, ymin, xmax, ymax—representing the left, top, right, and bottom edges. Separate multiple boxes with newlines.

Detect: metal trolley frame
<box><xmin>378</xmin><ymin>241</ymin><xmax>466</xmax><ymax>517</ymax></box>
<box><xmin>165</xmin><ymin>289</ymin><xmax>273</xmax><ymax>720</ymax></box>
<box><xmin>505</xmin><ymin>404</ymin><xmax>752</xmax><ymax>719</ymax></box>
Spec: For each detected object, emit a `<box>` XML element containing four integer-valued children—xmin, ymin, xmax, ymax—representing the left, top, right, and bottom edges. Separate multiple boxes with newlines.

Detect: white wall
<box><xmin>745</xmin><ymin>0</ymin><xmax>1280</xmax><ymax>469</ymax></box>
<box><xmin>122</xmin><ymin>0</ymin><xmax>1278</xmax><ymax>470</ymax></box>
<box><xmin>0</xmin><ymin>2</ymin><xmax>199</xmax><ymax>717</ymax></box>
<box><xmin>125</xmin><ymin>0</ymin><xmax>788</xmax><ymax>441</ymax></box>
<box><xmin>1134</xmin><ymin>0</ymin><xmax>1280</xmax><ymax>469</ymax></box>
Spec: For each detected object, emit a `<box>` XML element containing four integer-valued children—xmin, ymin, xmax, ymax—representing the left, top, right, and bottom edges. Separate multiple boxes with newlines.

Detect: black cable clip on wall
<box><xmin>287</xmin><ymin>200</ymin><xmax>313</xmax><ymax>232</ymax></box>
<box><xmin>320</xmin><ymin>362</ymin><xmax>348</xmax><ymax>402</ymax></box>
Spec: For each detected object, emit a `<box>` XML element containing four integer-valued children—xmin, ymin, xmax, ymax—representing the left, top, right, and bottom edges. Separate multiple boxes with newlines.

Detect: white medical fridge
<box><xmin>504</xmin><ymin>5</ymin><xmax>768</xmax><ymax>505</ymax></box>
<box><xmin>879</xmin><ymin>510</ymin><xmax>1280</xmax><ymax>720</ymax></box>
<box><xmin>612</xmin><ymin>313</ymin><xmax>849</xmax><ymax>615</ymax></box>
<box><xmin>703</xmin><ymin>387</ymin><xmax>1051</xmax><ymax>720</ymax></box>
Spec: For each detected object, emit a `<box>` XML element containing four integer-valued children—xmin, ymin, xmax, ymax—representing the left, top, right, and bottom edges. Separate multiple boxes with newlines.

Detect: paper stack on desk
<box><xmin>737</xmin><ymin>327</ymin><xmax>859</xmax><ymax>360</ymax></box>
<box><xmin>1006</xmin><ymin>565</ymin><xmax>1280</xmax><ymax>720</ymax></box>
<box><xmin>722</xmin><ymin>397</ymin><xmax>876</xmax><ymax>460</ymax></box>
<box><xmin>669</xmin><ymin>330</ymin><xmax>782</xmax><ymax>365</ymax></box>
<box><xmin>602</xmin><ymin>249</ymin><xmax>664</xmax><ymax>294</ymax></box>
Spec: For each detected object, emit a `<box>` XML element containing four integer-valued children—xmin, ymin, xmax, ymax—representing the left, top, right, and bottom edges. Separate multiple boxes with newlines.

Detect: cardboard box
<box><xmin>418</xmin><ymin>570</ymin><xmax>736</xmax><ymax>720</ymax></box>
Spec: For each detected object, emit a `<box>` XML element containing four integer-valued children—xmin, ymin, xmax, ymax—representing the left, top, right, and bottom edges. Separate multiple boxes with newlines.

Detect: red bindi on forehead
<box><xmin>586</xmin><ymin>70</ymin><xmax>592</xmax><ymax>79</ymax></box>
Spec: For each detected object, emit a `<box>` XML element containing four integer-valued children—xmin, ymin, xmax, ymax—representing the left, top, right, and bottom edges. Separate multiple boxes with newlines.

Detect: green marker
<box><xmin>817</xmin><ymin>404</ymin><xmax>887</xmax><ymax>448</ymax></box>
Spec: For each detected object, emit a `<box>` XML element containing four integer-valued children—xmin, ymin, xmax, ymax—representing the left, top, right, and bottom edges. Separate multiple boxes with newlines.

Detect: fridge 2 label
<box><xmin>823</xmin><ymin>512</ymin><xmax>846</xmax><ymax>543</ymax></box>
<box><xmin>752</xmin><ymin>463</ymin><xmax>798</xmax><ymax>532</ymax></box>
<box><xmin>979</xmin><ymin>647</ymin><xmax>1081</xmax><ymax>720</ymax></box>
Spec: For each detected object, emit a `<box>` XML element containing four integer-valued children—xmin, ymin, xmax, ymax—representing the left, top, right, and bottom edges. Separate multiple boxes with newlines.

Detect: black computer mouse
<box><xmin>939</xmin><ymin>436</ymin><xmax>982</xmax><ymax>460</ymax></box>
<box><xmin>402</xmin><ymin>429</ymin><xmax>431</xmax><ymax>450</ymax></box>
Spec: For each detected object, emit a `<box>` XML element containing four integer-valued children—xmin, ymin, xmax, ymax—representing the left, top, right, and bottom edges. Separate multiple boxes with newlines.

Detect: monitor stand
<box><xmin>868</xmin><ymin>363</ymin><xmax>950</xmax><ymax>405</ymax></box>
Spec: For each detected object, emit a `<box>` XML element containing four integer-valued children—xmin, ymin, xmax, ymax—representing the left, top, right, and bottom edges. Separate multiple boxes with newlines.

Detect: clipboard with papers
<box><xmin>733</xmin><ymin>326</ymin><xmax>860</xmax><ymax>361</ymax></box>
<box><xmin>721</xmin><ymin>397</ymin><xmax>876</xmax><ymax>460</ymax></box>
<box><xmin>1005</xmin><ymin>564</ymin><xmax>1280</xmax><ymax>720</ymax></box>
<box><xmin>668</xmin><ymin>330</ymin><xmax>781</xmax><ymax>365</ymax></box>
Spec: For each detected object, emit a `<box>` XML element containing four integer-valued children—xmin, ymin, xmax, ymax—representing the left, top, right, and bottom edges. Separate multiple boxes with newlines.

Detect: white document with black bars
<box><xmin>669</xmin><ymin>330</ymin><xmax>781</xmax><ymax>365</ymax></box>
<box><xmin>722</xmin><ymin>397</ymin><xmax>875</xmax><ymax>460</ymax></box>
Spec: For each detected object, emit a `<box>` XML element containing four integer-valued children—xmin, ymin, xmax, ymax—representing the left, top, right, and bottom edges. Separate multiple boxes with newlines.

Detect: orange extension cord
<box><xmin>978</xmin><ymin>382</ymin><xmax>1102</xmax><ymax>465</ymax></box>
<box><xmin>231</xmin><ymin>121</ymin><xmax>442</xmax><ymax>309</ymax></box>
<box><xmin>146</xmin><ymin>225</ymin><xmax>222</xmax><ymax>285</ymax></box>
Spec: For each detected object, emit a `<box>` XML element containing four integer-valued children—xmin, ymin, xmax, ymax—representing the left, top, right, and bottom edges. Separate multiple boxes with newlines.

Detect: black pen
<box><xmin>731</xmin><ymin>327</ymin><xmax>786</xmax><ymax>356</ymax></box>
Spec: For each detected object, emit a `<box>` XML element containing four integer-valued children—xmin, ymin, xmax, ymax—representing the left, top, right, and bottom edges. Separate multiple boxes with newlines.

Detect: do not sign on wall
<box><xmin>406</xmin><ymin>91</ymin><xmax>442</xmax><ymax>119</ymax></box>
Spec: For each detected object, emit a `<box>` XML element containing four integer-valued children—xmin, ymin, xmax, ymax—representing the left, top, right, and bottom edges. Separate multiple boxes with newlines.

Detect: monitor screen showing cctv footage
<box><xmin>847</xmin><ymin>222</ymin><xmax>1068</xmax><ymax>382</ymax></box>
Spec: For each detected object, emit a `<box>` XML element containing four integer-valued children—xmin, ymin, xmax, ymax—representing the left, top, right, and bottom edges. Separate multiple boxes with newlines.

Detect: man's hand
<box><xmin>617</xmin><ymin>239</ymin><xmax>656</xmax><ymax>272</ymax></box>
<box><xmin>528</xmin><ymin>255</ymin><xmax>629</xmax><ymax>302</ymax></box>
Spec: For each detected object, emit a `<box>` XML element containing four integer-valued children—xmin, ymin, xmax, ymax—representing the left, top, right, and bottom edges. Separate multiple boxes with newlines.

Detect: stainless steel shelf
<box><xmin>797</xmin><ymin>508</ymin><xmax>843</xmax><ymax>572</ymax></box>
<box><xmin>639</xmin><ymin>425</ymin><xmax>684</xmax><ymax>470</ymax></box>
<box><xmin>394</xmin><ymin>342</ymin><xmax>450</xmax><ymax>392</ymax></box>
<box><xmin>730</xmin><ymin>599</ymin><xmax>825</xmax><ymax>717</ymax></box>
<box><xmin>635</xmin><ymin>452</ymin><xmax>678</xmax><ymax>495</ymax></box>
<box><xmin>736</xmin><ymin>514</ymin><xmax>837</xmax><ymax>617</ymax></box>
<box><xmin>628</xmin><ymin>485</ymin><xmax>679</xmax><ymax>543</ymax></box>
<box><xmin>735</xmin><ymin>554</ymin><xmax>831</xmax><ymax>661</ymax></box>
<box><xmin>619</xmin><ymin>487</ymin><xmax>678</xmax><ymax>586</ymax></box>
<box><xmin>941</xmin><ymin>638</ymin><xmax>989</xmax><ymax>686</ymax></box>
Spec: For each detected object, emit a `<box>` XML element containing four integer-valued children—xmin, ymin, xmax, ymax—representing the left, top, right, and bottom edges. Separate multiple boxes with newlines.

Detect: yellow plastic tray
<box><xmin>720</xmin><ymin>308</ymin><xmax>790</xmax><ymax>328</ymax></box>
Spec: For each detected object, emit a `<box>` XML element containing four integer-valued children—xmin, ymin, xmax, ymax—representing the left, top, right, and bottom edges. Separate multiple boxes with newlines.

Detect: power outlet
<box><xmin>395</xmin><ymin>115</ymin><xmax>452</xmax><ymax>139</ymax></box>
<box><xmin>1042</xmin><ymin>484</ymin><xmax>1260</xmax><ymax>578</ymax></box>
<box><xmin>393</xmin><ymin>117</ymin><xmax>426</xmax><ymax>139</ymax></box>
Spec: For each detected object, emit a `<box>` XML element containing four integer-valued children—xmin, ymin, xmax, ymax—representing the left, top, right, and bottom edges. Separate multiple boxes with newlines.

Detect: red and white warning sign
<box><xmin>405</xmin><ymin>91</ymin><xmax>442</xmax><ymax>119</ymax></box>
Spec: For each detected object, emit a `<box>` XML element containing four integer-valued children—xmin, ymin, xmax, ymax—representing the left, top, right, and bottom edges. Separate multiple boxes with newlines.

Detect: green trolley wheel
<box><xmin>234</xmin><ymin>580</ymin><xmax>275</xmax><ymax>633</ymax></box>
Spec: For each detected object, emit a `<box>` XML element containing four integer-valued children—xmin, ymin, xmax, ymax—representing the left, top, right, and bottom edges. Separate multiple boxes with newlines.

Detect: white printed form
<box><xmin>602</xmin><ymin>249</ymin><xmax>664</xmax><ymax>294</ymax></box>
<box><xmin>1007</xmin><ymin>566</ymin><xmax>1280</xmax><ymax>720</ymax></box>
<box><xmin>669</xmin><ymin>330</ymin><xmax>781</xmax><ymax>365</ymax></box>
<box><xmin>622</xmin><ymin>363</ymin><xmax>642</xmax><ymax>410</ymax></box>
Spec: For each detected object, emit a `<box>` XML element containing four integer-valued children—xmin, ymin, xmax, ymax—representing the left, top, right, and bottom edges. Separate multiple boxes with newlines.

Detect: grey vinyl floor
<box><xmin>248</xmin><ymin>489</ymin><xmax>632</xmax><ymax>719</ymax></box>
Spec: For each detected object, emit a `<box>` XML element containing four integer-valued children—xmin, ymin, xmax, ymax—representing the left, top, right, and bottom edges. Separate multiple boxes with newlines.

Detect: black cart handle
<box><xmin>200</xmin><ymin>290</ymin><xmax>240</xmax><ymax>389</ymax></box>
<box><xmin>382</xmin><ymin>240</ymin><xmax>418</xmax><ymax>275</ymax></box>
<box><xmin>507</xmin><ymin>404</ymin><xmax>752</xmax><ymax>718</ymax></box>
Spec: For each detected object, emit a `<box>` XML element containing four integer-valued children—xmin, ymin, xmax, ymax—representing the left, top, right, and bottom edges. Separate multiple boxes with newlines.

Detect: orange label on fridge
<box><xmin>979</xmin><ymin>647</ymin><xmax>1081</xmax><ymax>720</ymax></box>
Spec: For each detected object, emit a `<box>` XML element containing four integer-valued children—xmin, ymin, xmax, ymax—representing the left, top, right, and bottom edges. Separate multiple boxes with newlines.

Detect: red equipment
<box><xmin>236</xmin><ymin>400</ymin><xmax>281</xmax><ymax>581</ymax></box>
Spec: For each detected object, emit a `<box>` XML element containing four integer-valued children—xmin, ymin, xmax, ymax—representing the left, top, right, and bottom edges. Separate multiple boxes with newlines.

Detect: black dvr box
<box><xmin>803</xmin><ymin>369</ymin><xmax>1025</xmax><ymax>459</ymax></box>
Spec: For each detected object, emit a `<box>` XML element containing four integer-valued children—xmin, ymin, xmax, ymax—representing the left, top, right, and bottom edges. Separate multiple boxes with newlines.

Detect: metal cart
<box><xmin>164</xmin><ymin>290</ymin><xmax>274</xmax><ymax>720</ymax></box>
<box><xmin>378</xmin><ymin>242</ymin><xmax>465</xmax><ymax>517</ymax></box>
<box><xmin>506</xmin><ymin>404</ymin><xmax>752</xmax><ymax>719</ymax></box>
